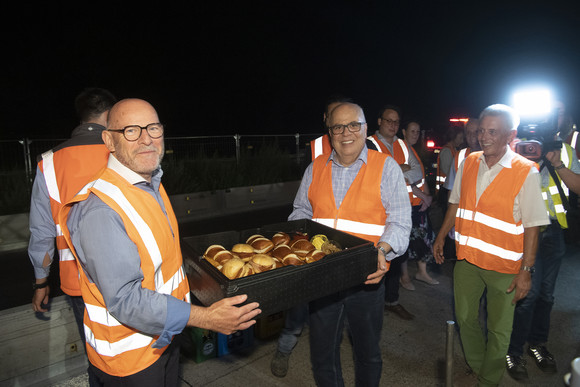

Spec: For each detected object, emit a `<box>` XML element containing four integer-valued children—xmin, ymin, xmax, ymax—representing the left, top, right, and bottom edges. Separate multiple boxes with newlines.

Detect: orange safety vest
<box><xmin>59</xmin><ymin>168</ymin><xmax>191</xmax><ymax>377</ymax></box>
<box><xmin>454</xmin><ymin>147</ymin><xmax>471</xmax><ymax>173</ymax></box>
<box><xmin>435</xmin><ymin>143</ymin><xmax>458</xmax><ymax>193</ymax></box>
<box><xmin>38</xmin><ymin>143</ymin><xmax>109</xmax><ymax>295</ymax></box>
<box><xmin>455</xmin><ymin>151</ymin><xmax>536</xmax><ymax>274</ymax></box>
<box><xmin>308</xmin><ymin>150</ymin><xmax>390</xmax><ymax>269</ymax></box>
<box><xmin>310</xmin><ymin>135</ymin><xmax>332</xmax><ymax>160</ymax></box>
<box><xmin>367</xmin><ymin>134</ymin><xmax>424</xmax><ymax>206</ymax></box>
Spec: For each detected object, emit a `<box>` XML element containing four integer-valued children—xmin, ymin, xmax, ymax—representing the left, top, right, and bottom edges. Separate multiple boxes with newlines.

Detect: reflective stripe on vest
<box><xmin>41</xmin><ymin>150</ymin><xmax>61</xmax><ymax>203</ymax></box>
<box><xmin>61</xmin><ymin>169</ymin><xmax>190</xmax><ymax>376</ymax></box>
<box><xmin>455</xmin><ymin>152</ymin><xmax>533</xmax><ymax>273</ymax></box>
<box><xmin>541</xmin><ymin>143</ymin><xmax>573</xmax><ymax>228</ymax></box>
<box><xmin>571</xmin><ymin>131</ymin><xmax>579</xmax><ymax>149</ymax></box>
<box><xmin>308</xmin><ymin>150</ymin><xmax>388</xmax><ymax>245</ymax></box>
<box><xmin>312</xmin><ymin>217</ymin><xmax>385</xmax><ymax>237</ymax></box>
<box><xmin>311</xmin><ymin>135</ymin><xmax>332</xmax><ymax>160</ymax></box>
<box><xmin>456</xmin><ymin>148</ymin><xmax>469</xmax><ymax>172</ymax></box>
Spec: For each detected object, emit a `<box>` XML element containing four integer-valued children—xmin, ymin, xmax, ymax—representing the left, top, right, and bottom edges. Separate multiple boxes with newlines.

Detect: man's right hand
<box><xmin>189</xmin><ymin>294</ymin><xmax>261</xmax><ymax>335</ymax></box>
<box><xmin>32</xmin><ymin>285</ymin><xmax>50</xmax><ymax>312</ymax></box>
<box><xmin>433</xmin><ymin>234</ymin><xmax>446</xmax><ymax>264</ymax></box>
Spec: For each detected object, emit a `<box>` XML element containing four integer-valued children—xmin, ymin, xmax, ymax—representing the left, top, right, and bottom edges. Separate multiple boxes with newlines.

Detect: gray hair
<box><xmin>479</xmin><ymin>104</ymin><xmax>520</xmax><ymax>132</ymax></box>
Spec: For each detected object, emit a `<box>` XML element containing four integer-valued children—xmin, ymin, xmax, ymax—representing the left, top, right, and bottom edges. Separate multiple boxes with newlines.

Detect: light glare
<box><xmin>512</xmin><ymin>88</ymin><xmax>552</xmax><ymax>119</ymax></box>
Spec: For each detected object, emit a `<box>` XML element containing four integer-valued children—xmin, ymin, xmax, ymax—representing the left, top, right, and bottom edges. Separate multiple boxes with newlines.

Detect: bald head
<box><xmin>103</xmin><ymin>98</ymin><xmax>164</xmax><ymax>182</ymax></box>
<box><xmin>107</xmin><ymin>99</ymin><xmax>159</xmax><ymax>130</ymax></box>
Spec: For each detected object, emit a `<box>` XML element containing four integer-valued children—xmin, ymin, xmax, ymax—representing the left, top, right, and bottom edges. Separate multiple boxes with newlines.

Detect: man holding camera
<box><xmin>506</xmin><ymin>129</ymin><xmax>580</xmax><ymax>382</ymax></box>
<box><xmin>433</xmin><ymin>104</ymin><xmax>549</xmax><ymax>386</ymax></box>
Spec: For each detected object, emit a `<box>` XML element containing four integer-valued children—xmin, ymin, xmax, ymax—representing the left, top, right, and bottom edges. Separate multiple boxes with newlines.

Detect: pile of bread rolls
<box><xmin>202</xmin><ymin>232</ymin><xmax>330</xmax><ymax>279</ymax></box>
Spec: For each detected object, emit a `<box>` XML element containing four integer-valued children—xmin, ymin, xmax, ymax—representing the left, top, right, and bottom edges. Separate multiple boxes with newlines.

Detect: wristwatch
<box><xmin>520</xmin><ymin>265</ymin><xmax>535</xmax><ymax>273</ymax></box>
<box><xmin>554</xmin><ymin>163</ymin><xmax>566</xmax><ymax>170</ymax></box>
<box><xmin>32</xmin><ymin>281</ymin><xmax>49</xmax><ymax>290</ymax></box>
<box><xmin>377</xmin><ymin>246</ymin><xmax>388</xmax><ymax>259</ymax></box>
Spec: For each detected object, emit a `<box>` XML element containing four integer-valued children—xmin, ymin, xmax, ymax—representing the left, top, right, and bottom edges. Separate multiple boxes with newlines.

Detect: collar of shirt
<box><xmin>479</xmin><ymin>146</ymin><xmax>516</xmax><ymax>169</ymax></box>
<box><xmin>70</xmin><ymin>123</ymin><xmax>106</xmax><ymax>138</ymax></box>
<box><xmin>374</xmin><ymin>131</ymin><xmax>399</xmax><ymax>142</ymax></box>
<box><xmin>328</xmin><ymin>144</ymin><xmax>368</xmax><ymax>167</ymax></box>
<box><xmin>107</xmin><ymin>154</ymin><xmax>163</xmax><ymax>189</ymax></box>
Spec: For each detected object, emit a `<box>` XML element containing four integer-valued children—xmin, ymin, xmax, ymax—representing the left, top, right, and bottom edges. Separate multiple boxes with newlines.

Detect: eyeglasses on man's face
<box><xmin>108</xmin><ymin>123</ymin><xmax>164</xmax><ymax>141</ymax></box>
<box><xmin>381</xmin><ymin>118</ymin><xmax>400</xmax><ymax>126</ymax></box>
<box><xmin>328</xmin><ymin>121</ymin><xmax>365</xmax><ymax>135</ymax></box>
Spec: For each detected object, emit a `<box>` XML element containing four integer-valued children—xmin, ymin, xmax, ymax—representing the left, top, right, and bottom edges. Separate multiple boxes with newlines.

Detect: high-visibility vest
<box><xmin>38</xmin><ymin>140</ymin><xmax>109</xmax><ymax>295</ymax></box>
<box><xmin>435</xmin><ymin>143</ymin><xmax>458</xmax><ymax>193</ymax></box>
<box><xmin>565</xmin><ymin>129</ymin><xmax>580</xmax><ymax>159</ymax></box>
<box><xmin>541</xmin><ymin>143</ymin><xmax>574</xmax><ymax>228</ymax></box>
<box><xmin>455</xmin><ymin>151</ymin><xmax>536</xmax><ymax>274</ymax></box>
<box><xmin>309</xmin><ymin>150</ymin><xmax>390</xmax><ymax>269</ymax></box>
<box><xmin>367</xmin><ymin>134</ymin><xmax>424</xmax><ymax>206</ymax></box>
<box><xmin>310</xmin><ymin>135</ymin><xmax>332</xmax><ymax>160</ymax></box>
<box><xmin>454</xmin><ymin>147</ymin><xmax>471</xmax><ymax>173</ymax></box>
<box><xmin>59</xmin><ymin>168</ymin><xmax>191</xmax><ymax>376</ymax></box>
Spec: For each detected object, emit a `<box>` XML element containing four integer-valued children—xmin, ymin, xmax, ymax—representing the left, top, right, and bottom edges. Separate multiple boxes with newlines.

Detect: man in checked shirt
<box><xmin>289</xmin><ymin>102</ymin><xmax>411</xmax><ymax>386</ymax></box>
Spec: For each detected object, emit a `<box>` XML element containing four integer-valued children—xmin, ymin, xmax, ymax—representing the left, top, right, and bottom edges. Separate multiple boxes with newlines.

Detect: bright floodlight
<box><xmin>512</xmin><ymin>88</ymin><xmax>553</xmax><ymax>119</ymax></box>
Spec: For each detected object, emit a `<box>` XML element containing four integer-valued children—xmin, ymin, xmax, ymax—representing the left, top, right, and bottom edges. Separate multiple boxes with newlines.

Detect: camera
<box><xmin>515</xmin><ymin>115</ymin><xmax>562</xmax><ymax>161</ymax></box>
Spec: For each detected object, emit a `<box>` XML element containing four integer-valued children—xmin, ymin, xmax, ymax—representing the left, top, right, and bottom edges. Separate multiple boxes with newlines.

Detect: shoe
<box><xmin>271</xmin><ymin>350</ymin><xmax>290</xmax><ymax>377</ymax></box>
<box><xmin>400</xmin><ymin>278</ymin><xmax>415</xmax><ymax>291</ymax></box>
<box><xmin>385</xmin><ymin>304</ymin><xmax>415</xmax><ymax>320</ymax></box>
<box><xmin>414</xmin><ymin>274</ymin><xmax>439</xmax><ymax>285</ymax></box>
<box><xmin>506</xmin><ymin>354</ymin><xmax>529</xmax><ymax>382</ymax></box>
<box><xmin>528</xmin><ymin>344</ymin><xmax>557</xmax><ymax>373</ymax></box>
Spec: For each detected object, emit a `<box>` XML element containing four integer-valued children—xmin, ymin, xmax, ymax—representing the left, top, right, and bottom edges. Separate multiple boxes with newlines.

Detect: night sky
<box><xmin>4</xmin><ymin>1</ymin><xmax>580</xmax><ymax>141</ymax></box>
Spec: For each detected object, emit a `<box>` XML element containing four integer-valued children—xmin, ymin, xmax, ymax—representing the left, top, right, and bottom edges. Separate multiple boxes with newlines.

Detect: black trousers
<box><xmin>88</xmin><ymin>338</ymin><xmax>180</xmax><ymax>387</ymax></box>
<box><xmin>384</xmin><ymin>252</ymin><xmax>408</xmax><ymax>304</ymax></box>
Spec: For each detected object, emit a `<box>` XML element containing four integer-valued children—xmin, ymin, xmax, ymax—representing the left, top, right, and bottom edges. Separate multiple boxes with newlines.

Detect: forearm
<box><xmin>556</xmin><ymin>166</ymin><xmax>580</xmax><ymax>195</ymax></box>
<box><xmin>521</xmin><ymin>226</ymin><xmax>540</xmax><ymax>268</ymax></box>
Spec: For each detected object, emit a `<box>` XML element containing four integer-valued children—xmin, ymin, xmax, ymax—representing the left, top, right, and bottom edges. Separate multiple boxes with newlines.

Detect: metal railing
<box><xmin>1</xmin><ymin>132</ymin><xmax>322</xmax><ymax>182</ymax></box>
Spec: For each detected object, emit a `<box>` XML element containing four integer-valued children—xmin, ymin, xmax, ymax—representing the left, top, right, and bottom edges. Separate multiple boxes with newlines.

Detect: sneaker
<box><xmin>528</xmin><ymin>344</ymin><xmax>557</xmax><ymax>373</ymax></box>
<box><xmin>506</xmin><ymin>354</ymin><xmax>529</xmax><ymax>382</ymax></box>
<box><xmin>271</xmin><ymin>350</ymin><xmax>290</xmax><ymax>377</ymax></box>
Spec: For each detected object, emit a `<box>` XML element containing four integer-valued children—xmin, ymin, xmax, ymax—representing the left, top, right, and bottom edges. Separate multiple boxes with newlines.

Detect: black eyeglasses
<box><xmin>328</xmin><ymin>121</ymin><xmax>365</xmax><ymax>135</ymax></box>
<box><xmin>381</xmin><ymin>118</ymin><xmax>400</xmax><ymax>125</ymax></box>
<box><xmin>108</xmin><ymin>123</ymin><xmax>164</xmax><ymax>141</ymax></box>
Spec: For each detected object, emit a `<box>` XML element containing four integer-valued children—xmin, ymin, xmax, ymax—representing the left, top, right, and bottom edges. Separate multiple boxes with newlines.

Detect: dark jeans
<box><xmin>68</xmin><ymin>295</ymin><xmax>86</xmax><ymax>346</ymax></box>
<box><xmin>508</xmin><ymin>221</ymin><xmax>566</xmax><ymax>356</ymax></box>
<box><xmin>384</xmin><ymin>253</ymin><xmax>407</xmax><ymax>304</ymax></box>
<box><xmin>309</xmin><ymin>280</ymin><xmax>385</xmax><ymax>387</ymax></box>
<box><xmin>88</xmin><ymin>338</ymin><xmax>180</xmax><ymax>386</ymax></box>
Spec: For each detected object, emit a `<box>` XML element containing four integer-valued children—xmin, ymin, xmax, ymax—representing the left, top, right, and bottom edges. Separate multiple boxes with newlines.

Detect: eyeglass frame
<box><xmin>107</xmin><ymin>123</ymin><xmax>165</xmax><ymax>141</ymax></box>
<box><xmin>380</xmin><ymin>117</ymin><xmax>400</xmax><ymax>125</ymax></box>
<box><xmin>328</xmin><ymin>121</ymin><xmax>366</xmax><ymax>135</ymax></box>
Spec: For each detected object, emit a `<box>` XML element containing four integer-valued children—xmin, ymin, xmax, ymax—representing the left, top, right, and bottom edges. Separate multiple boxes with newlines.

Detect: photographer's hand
<box><xmin>545</xmin><ymin>149</ymin><xmax>562</xmax><ymax>167</ymax></box>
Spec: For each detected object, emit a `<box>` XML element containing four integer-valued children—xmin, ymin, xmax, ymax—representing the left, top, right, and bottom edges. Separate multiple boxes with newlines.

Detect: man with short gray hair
<box><xmin>433</xmin><ymin>104</ymin><xmax>549</xmax><ymax>386</ymax></box>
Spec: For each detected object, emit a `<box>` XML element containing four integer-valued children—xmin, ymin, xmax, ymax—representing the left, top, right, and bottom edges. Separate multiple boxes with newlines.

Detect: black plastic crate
<box><xmin>182</xmin><ymin>219</ymin><xmax>377</xmax><ymax>316</ymax></box>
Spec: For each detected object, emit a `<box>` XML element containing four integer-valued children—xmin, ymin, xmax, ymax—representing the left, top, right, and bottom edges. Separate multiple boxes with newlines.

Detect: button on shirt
<box><xmin>290</xmin><ymin>145</ymin><xmax>412</xmax><ymax>260</ymax></box>
<box><xmin>66</xmin><ymin>155</ymin><xmax>190</xmax><ymax>348</ymax></box>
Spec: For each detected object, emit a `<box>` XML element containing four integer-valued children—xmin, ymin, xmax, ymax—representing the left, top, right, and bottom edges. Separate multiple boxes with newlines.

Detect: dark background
<box><xmin>3</xmin><ymin>1</ymin><xmax>580</xmax><ymax>140</ymax></box>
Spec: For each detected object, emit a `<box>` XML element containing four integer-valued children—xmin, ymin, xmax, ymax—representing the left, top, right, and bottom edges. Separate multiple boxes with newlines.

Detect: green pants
<box><xmin>454</xmin><ymin>260</ymin><xmax>516</xmax><ymax>387</ymax></box>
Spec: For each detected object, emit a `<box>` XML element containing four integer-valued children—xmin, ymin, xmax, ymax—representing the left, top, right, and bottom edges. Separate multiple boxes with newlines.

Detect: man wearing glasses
<box><xmin>367</xmin><ymin>105</ymin><xmax>421</xmax><ymax>321</ymax></box>
<box><xmin>290</xmin><ymin>102</ymin><xmax>411</xmax><ymax>386</ymax></box>
<box><xmin>59</xmin><ymin>99</ymin><xmax>261</xmax><ymax>386</ymax></box>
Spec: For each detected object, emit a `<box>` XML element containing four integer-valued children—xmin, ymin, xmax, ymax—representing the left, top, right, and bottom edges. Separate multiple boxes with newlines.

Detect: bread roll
<box><xmin>271</xmin><ymin>244</ymin><xmax>292</xmax><ymax>260</ymax></box>
<box><xmin>231</xmin><ymin>243</ymin><xmax>254</xmax><ymax>260</ymax></box>
<box><xmin>204</xmin><ymin>244</ymin><xmax>226</xmax><ymax>259</ymax></box>
<box><xmin>272</xmin><ymin>232</ymin><xmax>291</xmax><ymax>246</ymax></box>
<box><xmin>221</xmin><ymin>257</ymin><xmax>245</xmax><ymax>279</ymax></box>
<box><xmin>205</xmin><ymin>257</ymin><xmax>222</xmax><ymax>269</ymax></box>
<box><xmin>213</xmin><ymin>250</ymin><xmax>235</xmax><ymax>264</ymax></box>
<box><xmin>246</xmin><ymin>234</ymin><xmax>265</xmax><ymax>245</ymax></box>
<box><xmin>304</xmin><ymin>249</ymin><xmax>326</xmax><ymax>263</ymax></box>
<box><xmin>282</xmin><ymin>253</ymin><xmax>305</xmax><ymax>266</ymax></box>
<box><xmin>250</xmin><ymin>254</ymin><xmax>276</xmax><ymax>273</ymax></box>
<box><xmin>240</xmin><ymin>263</ymin><xmax>255</xmax><ymax>277</ymax></box>
<box><xmin>291</xmin><ymin>239</ymin><xmax>316</xmax><ymax>257</ymax></box>
<box><xmin>250</xmin><ymin>237</ymin><xmax>274</xmax><ymax>254</ymax></box>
